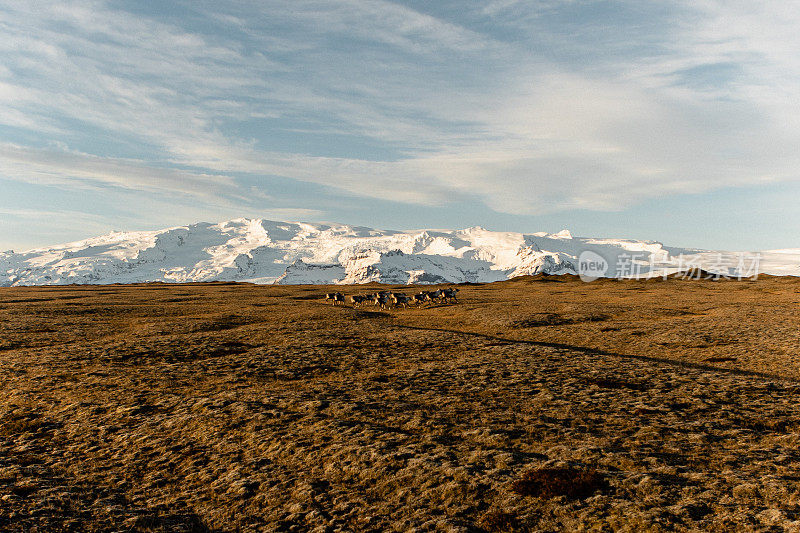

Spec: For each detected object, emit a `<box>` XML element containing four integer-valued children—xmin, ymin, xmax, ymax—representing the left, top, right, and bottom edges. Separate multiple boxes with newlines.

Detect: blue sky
<box><xmin>1</xmin><ymin>0</ymin><xmax>798</xmax><ymax>251</ymax></box>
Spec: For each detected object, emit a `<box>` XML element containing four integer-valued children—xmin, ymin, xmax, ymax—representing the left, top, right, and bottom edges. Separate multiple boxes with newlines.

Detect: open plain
<box><xmin>2</xmin><ymin>275</ymin><xmax>800</xmax><ymax>531</ymax></box>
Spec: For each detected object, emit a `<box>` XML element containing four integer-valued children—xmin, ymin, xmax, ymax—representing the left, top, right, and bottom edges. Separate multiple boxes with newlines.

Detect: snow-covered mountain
<box><xmin>1</xmin><ymin>218</ymin><xmax>797</xmax><ymax>286</ymax></box>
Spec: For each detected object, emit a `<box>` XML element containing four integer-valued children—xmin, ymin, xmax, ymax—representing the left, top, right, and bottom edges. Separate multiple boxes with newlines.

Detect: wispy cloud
<box><xmin>0</xmin><ymin>0</ymin><xmax>798</xmax><ymax>249</ymax></box>
<box><xmin>0</xmin><ymin>143</ymin><xmax>238</xmax><ymax>201</ymax></box>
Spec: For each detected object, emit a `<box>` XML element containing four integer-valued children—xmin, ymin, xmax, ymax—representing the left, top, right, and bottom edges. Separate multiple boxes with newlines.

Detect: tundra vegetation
<box><xmin>1</xmin><ymin>274</ymin><xmax>800</xmax><ymax>531</ymax></box>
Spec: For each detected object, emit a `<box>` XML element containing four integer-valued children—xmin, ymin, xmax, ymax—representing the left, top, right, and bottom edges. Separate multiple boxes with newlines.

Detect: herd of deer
<box><xmin>324</xmin><ymin>288</ymin><xmax>460</xmax><ymax>309</ymax></box>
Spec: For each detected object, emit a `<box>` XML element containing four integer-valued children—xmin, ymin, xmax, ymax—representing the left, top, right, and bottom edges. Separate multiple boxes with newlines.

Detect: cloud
<box><xmin>0</xmin><ymin>0</ymin><xmax>799</xmax><ymax>229</ymax></box>
<box><xmin>0</xmin><ymin>143</ymin><xmax>239</xmax><ymax>202</ymax></box>
<box><xmin>261</xmin><ymin>0</ymin><xmax>492</xmax><ymax>54</ymax></box>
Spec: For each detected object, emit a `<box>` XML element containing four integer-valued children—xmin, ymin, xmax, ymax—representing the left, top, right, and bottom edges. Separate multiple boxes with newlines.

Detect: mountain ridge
<box><xmin>1</xmin><ymin>218</ymin><xmax>796</xmax><ymax>286</ymax></box>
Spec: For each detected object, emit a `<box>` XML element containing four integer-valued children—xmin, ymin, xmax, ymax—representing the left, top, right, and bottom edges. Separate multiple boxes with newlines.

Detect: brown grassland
<box><xmin>2</xmin><ymin>275</ymin><xmax>800</xmax><ymax>531</ymax></box>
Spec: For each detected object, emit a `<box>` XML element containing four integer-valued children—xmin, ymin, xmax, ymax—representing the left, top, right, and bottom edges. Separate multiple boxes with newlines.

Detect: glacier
<box><xmin>1</xmin><ymin>218</ymin><xmax>797</xmax><ymax>286</ymax></box>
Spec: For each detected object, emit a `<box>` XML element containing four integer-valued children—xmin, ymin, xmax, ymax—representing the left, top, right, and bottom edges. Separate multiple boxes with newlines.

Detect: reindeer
<box><xmin>349</xmin><ymin>294</ymin><xmax>369</xmax><ymax>307</ymax></box>
<box><xmin>441</xmin><ymin>288</ymin><xmax>459</xmax><ymax>303</ymax></box>
<box><xmin>412</xmin><ymin>292</ymin><xmax>429</xmax><ymax>306</ymax></box>
<box><xmin>372</xmin><ymin>293</ymin><xmax>392</xmax><ymax>310</ymax></box>
<box><xmin>325</xmin><ymin>292</ymin><xmax>345</xmax><ymax>306</ymax></box>
<box><xmin>391</xmin><ymin>293</ymin><xmax>410</xmax><ymax>308</ymax></box>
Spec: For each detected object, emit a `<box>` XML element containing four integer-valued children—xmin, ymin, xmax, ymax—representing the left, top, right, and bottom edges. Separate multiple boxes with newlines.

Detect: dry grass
<box><xmin>583</xmin><ymin>376</ymin><xmax>649</xmax><ymax>391</ymax></box>
<box><xmin>510</xmin><ymin>467</ymin><xmax>606</xmax><ymax>500</ymax></box>
<box><xmin>510</xmin><ymin>312</ymin><xmax>610</xmax><ymax>328</ymax></box>
<box><xmin>477</xmin><ymin>509</ymin><xmax>522</xmax><ymax>532</ymax></box>
<box><xmin>1</xmin><ymin>276</ymin><xmax>800</xmax><ymax>531</ymax></box>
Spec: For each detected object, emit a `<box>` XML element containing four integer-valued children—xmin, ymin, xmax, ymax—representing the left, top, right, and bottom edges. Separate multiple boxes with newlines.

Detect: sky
<box><xmin>1</xmin><ymin>0</ymin><xmax>798</xmax><ymax>252</ymax></box>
